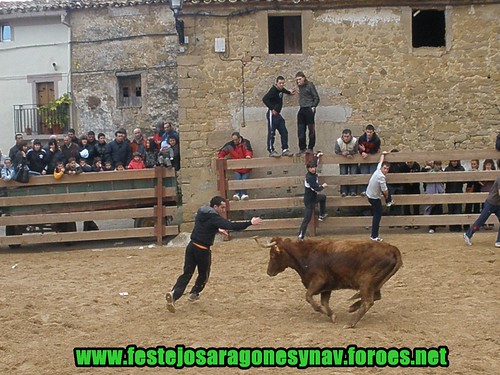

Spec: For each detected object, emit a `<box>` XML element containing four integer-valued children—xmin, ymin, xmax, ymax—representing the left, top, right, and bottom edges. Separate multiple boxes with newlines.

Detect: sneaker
<box><xmin>295</xmin><ymin>150</ymin><xmax>306</xmax><ymax>157</ymax></box>
<box><xmin>463</xmin><ymin>232</ymin><xmax>472</xmax><ymax>246</ymax></box>
<box><xmin>241</xmin><ymin>194</ymin><xmax>249</xmax><ymax>200</ymax></box>
<box><xmin>428</xmin><ymin>229</ymin><xmax>435</xmax><ymax>234</ymax></box>
<box><xmin>305</xmin><ymin>149</ymin><xmax>314</xmax><ymax>154</ymax></box>
<box><xmin>282</xmin><ymin>149</ymin><xmax>292</xmax><ymax>157</ymax></box>
<box><xmin>370</xmin><ymin>237</ymin><xmax>383</xmax><ymax>242</ymax></box>
<box><xmin>297</xmin><ymin>235</ymin><xmax>304</xmax><ymax>241</ymax></box>
<box><xmin>350</xmin><ymin>192</ymin><xmax>357</xmax><ymax>196</ymax></box>
<box><xmin>413</xmin><ymin>226</ymin><xmax>420</xmax><ymax>229</ymax></box>
<box><xmin>495</xmin><ymin>242</ymin><xmax>500</xmax><ymax>248</ymax></box>
<box><xmin>166</xmin><ymin>291</ymin><xmax>176</xmax><ymax>313</ymax></box>
<box><xmin>360</xmin><ymin>191</ymin><xmax>367</xmax><ymax>196</ymax></box>
<box><xmin>187</xmin><ymin>293</ymin><xmax>199</xmax><ymax>302</ymax></box>
<box><xmin>404</xmin><ymin>226</ymin><xmax>411</xmax><ymax>230</ymax></box>
<box><xmin>233</xmin><ymin>194</ymin><xmax>240</xmax><ymax>201</ymax></box>
<box><xmin>269</xmin><ymin>150</ymin><xmax>281</xmax><ymax>158</ymax></box>
<box><xmin>318</xmin><ymin>214</ymin><xmax>328</xmax><ymax>221</ymax></box>
<box><xmin>341</xmin><ymin>192</ymin><xmax>347</xmax><ymax>197</ymax></box>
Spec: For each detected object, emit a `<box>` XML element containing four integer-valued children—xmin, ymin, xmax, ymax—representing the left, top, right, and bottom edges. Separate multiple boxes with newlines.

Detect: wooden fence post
<box><xmin>155</xmin><ymin>166</ymin><xmax>164</xmax><ymax>245</ymax></box>
<box><xmin>216</xmin><ymin>158</ymin><xmax>229</xmax><ymax>219</ymax></box>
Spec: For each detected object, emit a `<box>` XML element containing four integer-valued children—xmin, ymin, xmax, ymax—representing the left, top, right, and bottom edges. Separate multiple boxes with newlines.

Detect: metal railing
<box><xmin>14</xmin><ymin>104</ymin><xmax>69</xmax><ymax>135</ymax></box>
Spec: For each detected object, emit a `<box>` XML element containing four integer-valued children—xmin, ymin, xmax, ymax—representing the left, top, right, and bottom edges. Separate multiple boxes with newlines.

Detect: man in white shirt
<box><xmin>366</xmin><ymin>151</ymin><xmax>392</xmax><ymax>241</ymax></box>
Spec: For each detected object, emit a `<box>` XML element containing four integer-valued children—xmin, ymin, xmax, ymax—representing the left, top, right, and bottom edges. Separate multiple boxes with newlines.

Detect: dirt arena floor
<box><xmin>0</xmin><ymin>230</ymin><xmax>498</xmax><ymax>375</ymax></box>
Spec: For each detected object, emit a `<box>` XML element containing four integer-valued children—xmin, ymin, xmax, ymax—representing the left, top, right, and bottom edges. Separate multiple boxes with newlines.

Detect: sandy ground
<box><xmin>0</xmin><ymin>230</ymin><xmax>498</xmax><ymax>375</ymax></box>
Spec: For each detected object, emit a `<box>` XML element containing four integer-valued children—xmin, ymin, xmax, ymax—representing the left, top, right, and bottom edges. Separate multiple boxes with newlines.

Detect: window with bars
<box><xmin>117</xmin><ymin>75</ymin><xmax>142</xmax><ymax>107</ymax></box>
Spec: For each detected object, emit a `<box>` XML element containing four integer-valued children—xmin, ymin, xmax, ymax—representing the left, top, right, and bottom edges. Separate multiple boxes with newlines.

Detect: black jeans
<box><xmin>171</xmin><ymin>241</ymin><xmax>212</xmax><ymax>301</ymax></box>
<box><xmin>368</xmin><ymin>197</ymin><xmax>383</xmax><ymax>238</ymax></box>
<box><xmin>266</xmin><ymin>111</ymin><xmax>289</xmax><ymax>152</ymax></box>
<box><xmin>297</xmin><ymin>107</ymin><xmax>316</xmax><ymax>151</ymax></box>
<box><xmin>298</xmin><ymin>193</ymin><xmax>326</xmax><ymax>238</ymax></box>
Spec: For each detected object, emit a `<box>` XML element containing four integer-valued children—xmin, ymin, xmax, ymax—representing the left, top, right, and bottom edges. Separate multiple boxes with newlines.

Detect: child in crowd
<box><xmin>144</xmin><ymin>137</ymin><xmax>158</xmax><ymax>168</ymax></box>
<box><xmin>65</xmin><ymin>157</ymin><xmax>82</xmax><ymax>175</ymax></box>
<box><xmin>53</xmin><ymin>161</ymin><xmax>65</xmax><ymax>180</ymax></box>
<box><xmin>480</xmin><ymin>159</ymin><xmax>496</xmax><ymax>193</ymax></box>
<box><xmin>103</xmin><ymin>160</ymin><xmax>114</xmax><ymax>171</ymax></box>
<box><xmin>465</xmin><ymin>159</ymin><xmax>481</xmax><ymax>215</ymax></box>
<box><xmin>158</xmin><ymin>140</ymin><xmax>174</xmax><ymax>168</ymax></box>
<box><xmin>1</xmin><ymin>157</ymin><xmax>15</xmax><ymax>181</ymax></box>
<box><xmin>92</xmin><ymin>157</ymin><xmax>104</xmax><ymax>172</ymax></box>
<box><xmin>79</xmin><ymin>159</ymin><xmax>93</xmax><ymax>172</ymax></box>
<box><xmin>127</xmin><ymin>152</ymin><xmax>146</xmax><ymax>169</ymax></box>
<box><xmin>115</xmin><ymin>162</ymin><xmax>125</xmax><ymax>171</ymax></box>
<box><xmin>424</xmin><ymin>160</ymin><xmax>444</xmax><ymax>234</ymax></box>
<box><xmin>167</xmin><ymin>135</ymin><xmax>180</xmax><ymax>171</ymax></box>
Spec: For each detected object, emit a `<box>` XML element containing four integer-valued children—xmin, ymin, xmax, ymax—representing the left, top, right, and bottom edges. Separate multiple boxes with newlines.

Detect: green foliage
<box><xmin>38</xmin><ymin>93</ymin><xmax>72</xmax><ymax>128</ymax></box>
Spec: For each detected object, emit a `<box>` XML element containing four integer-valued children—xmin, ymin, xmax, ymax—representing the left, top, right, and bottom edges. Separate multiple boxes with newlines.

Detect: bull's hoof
<box><xmin>329</xmin><ymin>314</ymin><xmax>337</xmax><ymax>323</ymax></box>
<box><xmin>349</xmin><ymin>292</ymin><xmax>361</xmax><ymax>300</ymax></box>
<box><xmin>343</xmin><ymin>324</ymin><xmax>356</xmax><ymax>329</ymax></box>
<box><xmin>348</xmin><ymin>300</ymin><xmax>362</xmax><ymax>312</ymax></box>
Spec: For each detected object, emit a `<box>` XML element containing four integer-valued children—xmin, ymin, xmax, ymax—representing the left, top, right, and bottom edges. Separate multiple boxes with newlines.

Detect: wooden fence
<box><xmin>216</xmin><ymin>149</ymin><xmax>500</xmax><ymax>237</ymax></box>
<box><xmin>0</xmin><ymin>167</ymin><xmax>179</xmax><ymax>248</ymax></box>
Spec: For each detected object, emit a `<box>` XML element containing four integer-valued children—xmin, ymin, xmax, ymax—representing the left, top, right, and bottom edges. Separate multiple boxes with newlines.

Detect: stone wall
<box><xmin>177</xmin><ymin>4</ymin><xmax>499</xmax><ymax>230</ymax></box>
<box><xmin>70</xmin><ymin>4</ymin><xmax>179</xmax><ymax>138</ymax></box>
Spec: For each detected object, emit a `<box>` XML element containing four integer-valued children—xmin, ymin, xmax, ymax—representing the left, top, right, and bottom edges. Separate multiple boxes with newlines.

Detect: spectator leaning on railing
<box><xmin>217</xmin><ymin>131</ymin><xmax>253</xmax><ymax>201</ymax></box>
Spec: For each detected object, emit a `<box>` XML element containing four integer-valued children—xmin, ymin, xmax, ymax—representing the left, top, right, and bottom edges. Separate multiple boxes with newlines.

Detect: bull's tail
<box><xmin>376</xmin><ymin>246</ymin><xmax>403</xmax><ymax>292</ymax></box>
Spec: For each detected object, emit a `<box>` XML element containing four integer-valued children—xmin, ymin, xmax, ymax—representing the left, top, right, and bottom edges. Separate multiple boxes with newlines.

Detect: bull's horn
<box><xmin>252</xmin><ymin>236</ymin><xmax>276</xmax><ymax>248</ymax></box>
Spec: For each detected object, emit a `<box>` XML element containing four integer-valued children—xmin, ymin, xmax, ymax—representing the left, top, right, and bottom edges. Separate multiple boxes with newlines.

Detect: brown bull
<box><xmin>255</xmin><ymin>236</ymin><xmax>402</xmax><ymax>328</ymax></box>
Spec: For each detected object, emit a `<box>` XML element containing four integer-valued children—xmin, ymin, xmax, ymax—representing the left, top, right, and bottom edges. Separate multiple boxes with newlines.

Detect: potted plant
<box><xmin>38</xmin><ymin>93</ymin><xmax>72</xmax><ymax>134</ymax></box>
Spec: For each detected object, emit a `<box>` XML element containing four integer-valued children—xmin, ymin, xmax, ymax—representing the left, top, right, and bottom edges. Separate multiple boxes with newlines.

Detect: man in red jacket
<box><xmin>217</xmin><ymin>132</ymin><xmax>253</xmax><ymax>200</ymax></box>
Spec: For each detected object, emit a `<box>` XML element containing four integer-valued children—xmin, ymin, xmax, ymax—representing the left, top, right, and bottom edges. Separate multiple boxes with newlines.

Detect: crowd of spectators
<box><xmin>1</xmin><ymin>123</ymin><xmax>180</xmax><ymax>181</ymax></box>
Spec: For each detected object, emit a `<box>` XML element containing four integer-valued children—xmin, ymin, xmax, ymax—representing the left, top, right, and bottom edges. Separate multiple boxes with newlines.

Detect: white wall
<box><xmin>0</xmin><ymin>13</ymin><xmax>70</xmax><ymax>153</ymax></box>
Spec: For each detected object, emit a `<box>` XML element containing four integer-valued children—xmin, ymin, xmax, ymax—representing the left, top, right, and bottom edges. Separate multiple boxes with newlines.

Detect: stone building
<box><xmin>0</xmin><ymin>0</ymin><xmax>180</xmax><ymax>145</ymax></box>
<box><xmin>177</xmin><ymin>0</ymin><xmax>499</xmax><ymax>229</ymax></box>
<box><xmin>69</xmin><ymin>1</ymin><xmax>180</xmax><ymax>138</ymax></box>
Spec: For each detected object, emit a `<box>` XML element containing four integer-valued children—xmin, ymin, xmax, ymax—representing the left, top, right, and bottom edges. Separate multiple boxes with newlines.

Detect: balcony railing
<box><xmin>14</xmin><ymin>104</ymin><xmax>70</xmax><ymax>135</ymax></box>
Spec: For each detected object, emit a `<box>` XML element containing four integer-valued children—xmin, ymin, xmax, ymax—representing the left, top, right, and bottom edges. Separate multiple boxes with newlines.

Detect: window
<box><xmin>412</xmin><ymin>9</ymin><xmax>445</xmax><ymax>48</ymax></box>
<box><xmin>117</xmin><ymin>75</ymin><xmax>142</xmax><ymax>107</ymax></box>
<box><xmin>1</xmin><ymin>24</ymin><xmax>12</xmax><ymax>42</ymax></box>
<box><xmin>268</xmin><ymin>16</ymin><xmax>302</xmax><ymax>54</ymax></box>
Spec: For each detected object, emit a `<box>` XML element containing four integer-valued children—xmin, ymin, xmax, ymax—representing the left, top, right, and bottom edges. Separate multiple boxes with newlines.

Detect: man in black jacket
<box><xmin>8</xmin><ymin>133</ymin><xmax>24</xmax><ymax>160</ymax></box>
<box><xmin>104</xmin><ymin>129</ymin><xmax>132</xmax><ymax>168</ymax></box>
<box><xmin>26</xmin><ymin>139</ymin><xmax>48</xmax><ymax>174</ymax></box>
<box><xmin>262</xmin><ymin>76</ymin><xmax>295</xmax><ymax>157</ymax></box>
<box><xmin>166</xmin><ymin>196</ymin><xmax>263</xmax><ymax>312</ymax></box>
